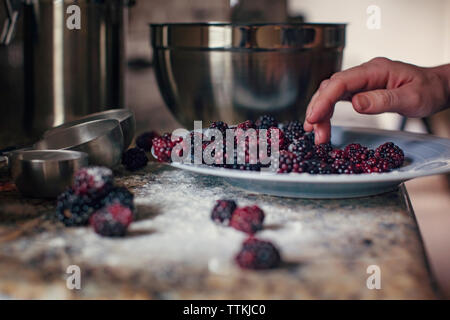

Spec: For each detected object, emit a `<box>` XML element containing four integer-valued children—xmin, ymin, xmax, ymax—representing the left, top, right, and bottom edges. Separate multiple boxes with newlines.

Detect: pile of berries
<box><xmin>56</xmin><ymin>166</ymin><xmax>135</xmax><ymax>237</ymax></box>
<box><xmin>151</xmin><ymin>115</ymin><xmax>405</xmax><ymax>175</ymax></box>
<box><xmin>210</xmin><ymin>199</ymin><xmax>281</xmax><ymax>270</ymax></box>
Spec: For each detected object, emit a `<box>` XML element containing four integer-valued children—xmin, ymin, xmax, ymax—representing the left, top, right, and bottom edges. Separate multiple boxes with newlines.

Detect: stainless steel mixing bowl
<box><xmin>150</xmin><ymin>23</ymin><xmax>346</xmax><ymax>128</ymax></box>
<box><xmin>43</xmin><ymin>109</ymin><xmax>135</xmax><ymax>150</ymax></box>
<box><xmin>10</xmin><ymin>150</ymin><xmax>88</xmax><ymax>198</ymax></box>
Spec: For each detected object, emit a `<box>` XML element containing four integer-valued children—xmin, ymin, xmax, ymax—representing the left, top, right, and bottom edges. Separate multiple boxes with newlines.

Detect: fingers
<box><xmin>313</xmin><ymin>120</ymin><xmax>331</xmax><ymax>145</ymax></box>
<box><xmin>306</xmin><ymin>59</ymin><xmax>391</xmax><ymax>125</ymax></box>
<box><xmin>352</xmin><ymin>85</ymin><xmax>419</xmax><ymax>115</ymax></box>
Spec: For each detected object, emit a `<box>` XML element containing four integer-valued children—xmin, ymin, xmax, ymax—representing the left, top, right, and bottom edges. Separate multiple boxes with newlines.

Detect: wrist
<box><xmin>431</xmin><ymin>64</ymin><xmax>450</xmax><ymax>109</ymax></box>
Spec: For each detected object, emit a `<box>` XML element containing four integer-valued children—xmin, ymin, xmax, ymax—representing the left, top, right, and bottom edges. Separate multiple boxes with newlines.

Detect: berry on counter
<box><xmin>90</xmin><ymin>202</ymin><xmax>134</xmax><ymax>237</ymax></box>
<box><xmin>56</xmin><ymin>189</ymin><xmax>100</xmax><ymax>226</ymax></box>
<box><xmin>230</xmin><ymin>205</ymin><xmax>265</xmax><ymax>234</ymax></box>
<box><xmin>235</xmin><ymin>237</ymin><xmax>281</xmax><ymax>270</ymax></box>
<box><xmin>101</xmin><ymin>186</ymin><xmax>134</xmax><ymax>211</ymax></box>
<box><xmin>211</xmin><ymin>199</ymin><xmax>237</xmax><ymax>225</ymax></box>
<box><xmin>136</xmin><ymin>131</ymin><xmax>160</xmax><ymax>151</ymax></box>
<box><xmin>73</xmin><ymin>166</ymin><xmax>113</xmax><ymax>199</ymax></box>
<box><xmin>122</xmin><ymin>147</ymin><xmax>149</xmax><ymax>171</ymax></box>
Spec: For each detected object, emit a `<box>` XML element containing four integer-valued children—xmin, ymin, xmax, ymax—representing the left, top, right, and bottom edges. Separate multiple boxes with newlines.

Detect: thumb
<box><xmin>352</xmin><ymin>88</ymin><xmax>406</xmax><ymax>114</ymax></box>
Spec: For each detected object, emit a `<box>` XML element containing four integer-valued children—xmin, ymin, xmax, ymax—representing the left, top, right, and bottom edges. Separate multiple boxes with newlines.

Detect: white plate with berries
<box><xmin>152</xmin><ymin>124</ymin><xmax>450</xmax><ymax>199</ymax></box>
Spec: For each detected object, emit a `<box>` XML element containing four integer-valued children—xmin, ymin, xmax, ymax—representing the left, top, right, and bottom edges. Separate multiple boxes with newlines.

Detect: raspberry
<box><xmin>211</xmin><ymin>199</ymin><xmax>237</xmax><ymax>225</ymax></box>
<box><xmin>122</xmin><ymin>147</ymin><xmax>148</xmax><ymax>171</ymax></box>
<box><xmin>136</xmin><ymin>131</ymin><xmax>159</xmax><ymax>151</ymax></box>
<box><xmin>255</xmin><ymin>114</ymin><xmax>277</xmax><ymax>130</ymax></box>
<box><xmin>101</xmin><ymin>186</ymin><xmax>134</xmax><ymax>211</ymax></box>
<box><xmin>73</xmin><ymin>167</ymin><xmax>113</xmax><ymax>199</ymax></box>
<box><xmin>283</xmin><ymin>120</ymin><xmax>305</xmax><ymax>142</ymax></box>
<box><xmin>235</xmin><ymin>238</ymin><xmax>281</xmax><ymax>270</ymax></box>
<box><xmin>90</xmin><ymin>203</ymin><xmax>134</xmax><ymax>237</ymax></box>
<box><xmin>56</xmin><ymin>189</ymin><xmax>99</xmax><ymax>226</ymax></box>
<box><xmin>288</xmin><ymin>137</ymin><xmax>314</xmax><ymax>160</ymax></box>
<box><xmin>277</xmin><ymin>150</ymin><xmax>300</xmax><ymax>173</ymax></box>
<box><xmin>230</xmin><ymin>205</ymin><xmax>265</xmax><ymax>234</ymax></box>
<box><xmin>375</xmin><ymin>142</ymin><xmax>404</xmax><ymax>168</ymax></box>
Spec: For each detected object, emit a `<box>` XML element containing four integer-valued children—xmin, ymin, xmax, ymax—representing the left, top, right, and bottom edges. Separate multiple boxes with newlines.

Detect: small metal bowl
<box><xmin>35</xmin><ymin>119</ymin><xmax>124</xmax><ymax>168</ymax></box>
<box><xmin>10</xmin><ymin>150</ymin><xmax>88</xmax><ymax>198</ymax></box>
<box><xmin>44</xmin><ymin>109</ymin><xmax>135</xmax><ymax>149</ymax></box>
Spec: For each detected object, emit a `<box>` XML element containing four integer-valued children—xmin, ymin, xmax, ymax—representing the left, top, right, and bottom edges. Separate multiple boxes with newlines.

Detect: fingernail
<box><xmin>356</xmin><ymin>95</ymin><xmax>370</xmax><ymax>111</ymax></box>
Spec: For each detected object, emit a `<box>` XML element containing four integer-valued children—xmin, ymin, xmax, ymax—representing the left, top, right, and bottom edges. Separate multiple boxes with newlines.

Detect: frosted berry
<box><xmin>235</xmin><ymin>237</ymin><xmax>281</xmax><ymax>270</ymax></box>
<box><xmin>90</xmin><ymin>203</ymin><xmax>134</xmax><ymax>237</ymax></box>
<box><xmin>230</xmin><ymin>205</ymin><xmax>265</xmax><ymax>234</ymax></box>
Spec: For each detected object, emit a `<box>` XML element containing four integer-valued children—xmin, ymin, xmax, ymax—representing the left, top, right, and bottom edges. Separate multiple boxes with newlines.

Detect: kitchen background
<box><xmin>0</xmin><ymin>0</ymin><xmax>449</xmax><ymax>297</ymax></box>
<box><xmin>125</xmin><ymin>0</ymin><xmax>450</xmax><ymax>297</ymax></box>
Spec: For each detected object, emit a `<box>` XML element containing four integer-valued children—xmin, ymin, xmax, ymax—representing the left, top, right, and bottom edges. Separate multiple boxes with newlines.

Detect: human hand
<box><xmin>304</xmin><ymin>57</ymin><xmax>450</xmax><ymax>144</ymax></box>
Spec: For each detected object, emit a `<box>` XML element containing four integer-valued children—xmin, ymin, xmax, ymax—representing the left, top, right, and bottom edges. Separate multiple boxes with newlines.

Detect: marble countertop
<box><xmin>0</xmin><ymin>162</ymin><xmax>440</xmax><ymax>299</ymax></box>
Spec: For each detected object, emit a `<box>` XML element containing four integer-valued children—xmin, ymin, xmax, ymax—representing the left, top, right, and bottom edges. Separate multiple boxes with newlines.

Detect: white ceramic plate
<box><xmin>153</xmin><ymin>126</ymin><xmax>450</xmax><ymax>199</ymax></box>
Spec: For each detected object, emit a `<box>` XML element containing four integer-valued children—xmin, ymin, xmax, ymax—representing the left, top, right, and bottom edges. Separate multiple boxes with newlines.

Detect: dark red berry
<box><xmin>122</xmin><ymin>147</ymin><xmax>149</xmax><ymax>171</ymax></box>
<box><xmin>288</xmin><ymin>137</ymin><xmax>314</xmax><ymax>160</ymax></box>
<box><xmin>265</xmin><ymin>127</ymin><xmax>287</xmax><ymax>152</ymax></box>
<box><xmin>90</xmin><ymin>203</ymin><xmax>134</xmax><ymax>237</ymax></box>
<box><xmin>230</xmin><ymin>205</ymin><xmax>265</xmax><ymax>234</ymax></box>
<box><xmin>283</xmin><ymin>120</ymin><xmax>305</xmax><ymax>142</ymax></box>
<box><xmin>209</xmin><ymin>121</ymin><xmax>229</xmax><ymax>136</ymax></box>
<box><xmin>56</xmin><ymin>188</ymin><xmax>100</xmax><ymax>226</ymax></box>
<box><xmin>211</xmin><ymin>199</ymin><xmax>237</xmax><ymax>225</ymax></box>
<box><xmin>255</xmin><ymin>114</ymin><xmax>278</xmax><ymax>130</ymax></box>
<box><xmin>236</xmin><ymin>120</ymin><xmax>256</xmax><ymax>131</ymax></box>
<box><xmin>73</xmin><ymin>166</ymin><xmax>113</xmax><ymax>199</ymax></box>
<box><xmin>375</xmin><ymin>142</ymin><xmax>404</xmax><ymax>168</ymax></box>
<box><xmin>136</xmin><ymin>131</ymin><xmax>159</xmax><ymax>151</ymax></box>
<box><xmin>314</xmin><ymin>143</ymin><xmax>333</xmax><ymax>160</ymax></box>
<box><xmin>277</xmin><ymin>150</ymin><xmax>300</xmax><ymax>173</ymax></box>
<box><xmin>344</xmin><ymin>143</ymin><xmax>373</xmax><ymax>164</ymax></box>
<box><xmin>235</xmin><ymin>237</ymin><xmax>281</xmax><ymax>270</ymax></box>
<box><xmin>152</xmin><ymin>133</ymin><xmax>182</xmax><ymax>163</ymax></box>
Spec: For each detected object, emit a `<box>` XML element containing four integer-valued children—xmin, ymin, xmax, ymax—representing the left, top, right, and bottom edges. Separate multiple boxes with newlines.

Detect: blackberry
<box><xmin>236</xmin><ymin>120</ymin><xmax>256</xmax><ymax>131</ymax></box>
<box><xmin>265</xmin><ymin>127</ymin><xmax>287</xmax><ymax>152</ymax></box>
<box><xmin>305</xmin><ymin>159</ymin><xmax>333</xmax><ymax>174</ymax></box>
<box><xmin>209</xmin><ymin>121</ymin><xmax>229</xmax><ymax>136</ymax></box>
<box><xmin>73</xmin><ymin>167</ymin><xmax>113</xmax><ymax>199</ymax></box>
<box><xmin>277</xmin><ymin>150</ymin><xmax>300</xmax><ymax>173</ymax></box>
<box><xmin>211</xmin><ymin>199</ymin><xmax>237</xmax><ymax>225</ymax></box>
<box><xmin>288</xmin><ymin>137</ymin><xmax>314</xmax><ymax>160</ymax></box>
<box><xmin>230</xmin><ymin>205</ymin><xmax>265</xmax><ymax>234</ymax></box>
<box><xmin>283</xmin><ymin>120</ymin><xmax>305</xmax><ymax>142</ymax></box>
<box><xmin>101</xmin><ymin>186</ymin><xmax>134</xmax><ymax>211</ymax></box>
<box><xmin>255</xmin><ymin>114</ymin><xmax>278</xmax><ymax>130</ymax></box>
<box><xmin>331</xmin><ymin>159</ymin><xmax>354</xmax><ymax>174</ymax></box>
<box><xmin>122</xmin><ymin>147</ymin><xmax>149</xmax><ymax>171</ymax></box>
<box><xmin>136</xmin><ymin>131</ymin><xmax>159</xmax><ymax>151</ymax></box>
<box><xmin>152</xmin><ymin>133</ymin><xmax>181</xmax><ymax>163</ymax></box>
<box><xmin>225</xmin><ymin>163</ymin><xmax>261</xmax><ymax>171</ymax></box>
<box><xmin>90</xmin><ymin>203</ymin><xmax>133</xmax><ymax>237</ymax></box>
<box><xmin>375</xmin><ymin>142</ymin><xmax>404</xmax><ymax>168</ymax></box>
<box><xmin>313</xmin><ymin>143</ymin><xmax>333</xmax><ymax>160</ymax></box>
<box><xmin>329</xmin><ymin>149</ymin><xmax>345</xmax><ymax>160</ymax></box>
<box><xmin>344</xmin><ymin>143</ymin><xmax>373</xmax><ymax>164</ymax></box>
<box><xmin>56</xmin><ymin>189</ymin><xmax>99</xmax><ymax>226</ymax></box>
<box><xmin>362</xmin><ymin>157</ymin><xmax>393</xmax><ymax>173</ymax></box>
<box><xmin>235</xmin><ymin>238</ymin><xmax>281</xmax><ymax>270</ymax></box>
